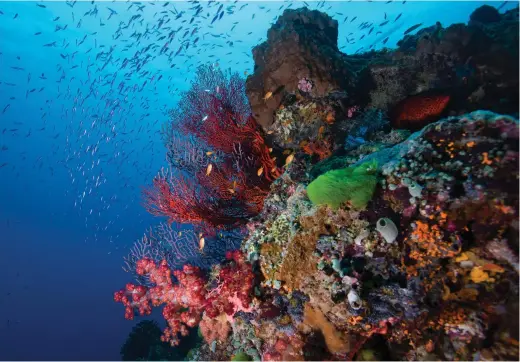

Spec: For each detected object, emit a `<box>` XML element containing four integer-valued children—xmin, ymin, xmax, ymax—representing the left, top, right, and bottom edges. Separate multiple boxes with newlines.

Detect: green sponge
<box><xmin>231</xmin><ymin>352</ymin><xmax>252</xmax><ymax>361</ymax></box>
<box><xmin>306</xmin><ymin>161</ymin><xmax>378</xmax><ymax>209</ymax></box>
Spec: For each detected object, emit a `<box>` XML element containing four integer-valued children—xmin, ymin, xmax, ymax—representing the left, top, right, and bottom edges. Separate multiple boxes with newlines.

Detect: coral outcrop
<box><xmin>245</xmin><ymin>8</ymin><xmax>365</xmax><ymax>129</ymax></box>
<box><xmin>119</xmin><ymin>5</ymin><xmax>519</xmax><ymax>361</ymax></box>
<box><xmin>234</xmin><ymin>111</ymin><xmax>518</xmax><ymax>361</ymax></box>
<box><xmin>246</xmin><ymin>6</ymin><xmax>518</xmax><ymax>151</ymax></box>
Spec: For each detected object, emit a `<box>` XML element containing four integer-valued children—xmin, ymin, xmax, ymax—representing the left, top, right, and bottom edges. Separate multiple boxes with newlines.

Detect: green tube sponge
<box><xmin>306</xmin><ymin>161</ymin><xmax>378</xmax><ymax>210</ymax></box>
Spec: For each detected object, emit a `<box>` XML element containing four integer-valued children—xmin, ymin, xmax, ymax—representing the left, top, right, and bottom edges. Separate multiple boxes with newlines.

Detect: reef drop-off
<box><xmin>116</xmin><ymin>5</ymin><xmax>519</xmax><ymax>361</ymax></box>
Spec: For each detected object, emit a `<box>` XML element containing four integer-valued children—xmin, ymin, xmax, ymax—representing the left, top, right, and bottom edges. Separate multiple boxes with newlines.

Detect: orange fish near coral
<box><xmin>285</xmin><ymin>154</ymin><xmax>295</xmax><ymax>166</ymax></box>
<box><xmin>263</xmin><ymin>91</ymin><xmax>273</xmax><ymax>101</ymax></box>
<box><xmin>206</xmin><ymin>163</ymin><xmax>213</xmax><ymax>176</ymax></box>
<box><xmin>228</xmin><ymin>180</ymin><xmax>237</xmax><ymax>194</ymax></box>
<box><xmin>199</xmin><ymin>236</ymin><xmax>205</xmax><ymax>252</ymax></box>
<box><xmin>390</xmin><ymin>92</ymin><xmax>451</xmax><ymax>131</ymax></box>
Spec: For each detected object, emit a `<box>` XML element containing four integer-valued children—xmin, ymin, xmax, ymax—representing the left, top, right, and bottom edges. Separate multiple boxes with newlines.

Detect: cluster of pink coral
<box><xmin>205</xmin><ymin>250</ymin><xmax>255</xmax><ymax>319</ymax></box>
<box><xmin>114</xmin><ymin>250</ymin><xmax>253</xmax><ymax>346</ymax></box>
<box><xmin>297</xmin><ymin>77</ymin><xmax>313</xmax><ymax>93</ymax></box>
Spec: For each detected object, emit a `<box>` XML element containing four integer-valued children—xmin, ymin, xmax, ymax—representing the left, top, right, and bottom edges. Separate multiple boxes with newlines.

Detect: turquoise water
<box><xmin>0</xmin><ymin>1</ymin><xmax>517</xmax><ymax>360</ymax></box>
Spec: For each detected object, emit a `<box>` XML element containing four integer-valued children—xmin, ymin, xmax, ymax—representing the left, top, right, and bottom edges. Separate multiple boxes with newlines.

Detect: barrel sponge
<box><xmin>306</xmin><ymin>161</ymin><xmax>378</xmax><ymax>210</ymax></box>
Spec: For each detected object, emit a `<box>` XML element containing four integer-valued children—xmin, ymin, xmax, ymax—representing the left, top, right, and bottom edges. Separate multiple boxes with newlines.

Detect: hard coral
<box><xmin>268</xmin><ymin>98</ymin><xmax>337</xmax><ymax>151</ymax></box>
<box><xmin>246</xmin><ymin>7</ymin><xmax>360</xmax><ymax>129</ymax></box>
<box><xmin>403</xmin><ymin>220</ymin><xmax>461</xmax><ymax>277</ymax></box>
<box><xmin>301</xmin><ymin>138</ymin><xmax>333</xmax><ymax>161</ymax></box>
<box><xmin>199</xmin><ymin>314</ymin><xmax>231</xmax><ymax>344</ymax></box>
<box><xmin>278</xmin><ymin>226</ymin><xmax>320</xmax><ymax>291</ymax></box>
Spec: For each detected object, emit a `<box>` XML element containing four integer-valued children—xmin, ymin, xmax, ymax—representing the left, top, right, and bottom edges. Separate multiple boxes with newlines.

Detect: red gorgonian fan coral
<box><xmin>114</xmin><ymin>250</ymin><xmax>254</xmax><ymax>346</ymax></box>
<box><xmin>144</xmin><ymin>64</ymin><xmax>280</xmax><ymax>231</ymax></box>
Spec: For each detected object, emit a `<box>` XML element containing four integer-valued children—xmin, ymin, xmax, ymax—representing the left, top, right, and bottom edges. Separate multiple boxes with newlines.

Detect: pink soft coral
<box><xmin>114</xmin><ymin>250</ymin><xmax>254</xmax><ymax>346</ymax></box>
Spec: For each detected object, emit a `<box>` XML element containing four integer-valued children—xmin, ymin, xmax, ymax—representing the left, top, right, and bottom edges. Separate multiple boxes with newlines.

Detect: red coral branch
<box><xmin>142</xmin><ymin>170</ymin><xmax>206</xmax><ymax>225</ymax></box>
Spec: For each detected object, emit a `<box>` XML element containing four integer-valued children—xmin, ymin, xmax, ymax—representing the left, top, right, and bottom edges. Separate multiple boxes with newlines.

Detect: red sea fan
<box><xmin>391</xmin><ymin>92</ymin><xmax>451</xmax><ymax>130</ymax></box>
<box><xmin>142</xmin><ymin>169</ymin><xmax>210</xmax><ymax>225</ymax></box>
<box><xmin>143</xmin><ymin>168</ymin><xmax>254</xmax><ymax>229</ymax></box>
<box><xmin>147</xmin><ymin>64</ymin><xmax>280</xmax><ymax>231</ymax></box>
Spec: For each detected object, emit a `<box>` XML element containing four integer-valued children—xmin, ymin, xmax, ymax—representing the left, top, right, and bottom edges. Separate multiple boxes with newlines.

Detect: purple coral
<box><xmin>298</xmin><ymin>77</ymin><xmax>313</xmax><ymax>93</ymax></box>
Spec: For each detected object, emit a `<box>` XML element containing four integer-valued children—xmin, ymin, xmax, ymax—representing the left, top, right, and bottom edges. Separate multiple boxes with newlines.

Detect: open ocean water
<box><xmin>0</xmin><ymin>0</ymin><xmax>518</xmax><ymax>360</ymax></box>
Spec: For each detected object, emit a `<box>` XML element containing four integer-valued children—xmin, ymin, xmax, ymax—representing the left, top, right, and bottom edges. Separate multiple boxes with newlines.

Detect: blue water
<box><xmin>0</xmin><ymin>1</ymin><xmax>516</xmax><ymax>360</ymax></box>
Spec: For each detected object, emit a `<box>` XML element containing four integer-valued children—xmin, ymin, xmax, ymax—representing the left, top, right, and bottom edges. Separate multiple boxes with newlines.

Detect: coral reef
<box><xmin>117</xmin><ymin>5</ymin><xmax>519</xmax><ymax>361</ymax></box>
<box><xmin>135</xmin><ymin>111</ymin><xmax>518</xmax><ymax>361</ymax></box>
<box><xmin>195</xmin><ymin>109</ymin><xmax>517</xmax><ymax>361</ymax></box>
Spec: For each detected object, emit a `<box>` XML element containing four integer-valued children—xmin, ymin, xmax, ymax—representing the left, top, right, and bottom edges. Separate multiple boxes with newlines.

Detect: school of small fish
<box><xmin>1</xmin><ymin>0</ymin><xmax>501</xmax><ymax>247</ymax></box>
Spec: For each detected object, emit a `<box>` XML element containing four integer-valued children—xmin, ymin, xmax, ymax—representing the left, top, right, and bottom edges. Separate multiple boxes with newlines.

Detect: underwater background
<box><xmin>0</xmin><ymin>0</ymin><xmax>518</xmax><ymax>360</ymax></box>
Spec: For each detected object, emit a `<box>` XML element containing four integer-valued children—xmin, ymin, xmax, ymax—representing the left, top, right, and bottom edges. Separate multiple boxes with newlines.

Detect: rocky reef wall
<box><xmin>246</xmin><ymin>6</ymin><xmax>518</xmax><ymax>156</ymax></box>
<box><xmin>184</xmin><ymin>6</ymin><xmax>520</xmax><ymax>361</ymax></box>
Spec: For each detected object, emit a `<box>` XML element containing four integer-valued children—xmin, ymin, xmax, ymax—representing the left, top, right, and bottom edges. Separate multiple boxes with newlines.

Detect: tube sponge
<box><xmin>347</xmin><ymin>289</ymin><xmax>362</xmax><ymax>310</ymax></box>
<box><xmin>376</xmin><ymin>217</ymin><xmax>398</xmax><ymax>244</ymax></box>
<box><xmin>306</xmin><ymin>161</ymin><xmax>378</xmax><ymax>209</ymax></box>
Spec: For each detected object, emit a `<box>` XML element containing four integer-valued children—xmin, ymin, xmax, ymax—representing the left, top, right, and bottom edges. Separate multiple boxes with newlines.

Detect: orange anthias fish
<box><xmin>391</xmin><ymin>92</ymin><xmax>451</xmax><ymax>131</ymax></box>
<box><xmin>285</xmin><ymin>154</ymin><xmax>295</xmax><ymax>166</ymax></box>
<box><xmin>199</xmin><ymin>236</ymin><xmax>205</xmax><ymax>252</ymax></box>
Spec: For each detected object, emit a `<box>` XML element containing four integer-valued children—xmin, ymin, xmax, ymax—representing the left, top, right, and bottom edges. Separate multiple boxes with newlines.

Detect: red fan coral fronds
<box><xmin>182</xmin><ymin>97</ymin><xmax>255</xmax><ymax>154</ymax></box>
<box><xmin>142</xmin><ymin>169</ymin><xmax>207</xmax><ymax>225</ymax></box>
<box><xmin>391</xmin><ymin>93</ymin><xmax>451</xmax><ymax>130</ymax></box>
<box><xmin>149</xmin><ymin>64</ymin><xmax>280</xmax><ymax>231</ymax></box>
